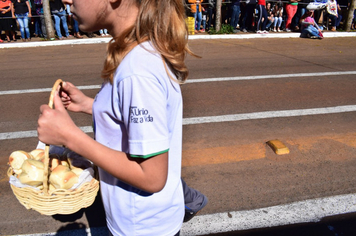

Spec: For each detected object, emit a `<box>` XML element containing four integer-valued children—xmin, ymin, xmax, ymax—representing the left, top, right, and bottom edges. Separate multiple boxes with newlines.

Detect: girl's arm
<box><xmin>38</xmin><ymin>91</ymin><xmax>168</xmax><ymax>193</ymax></box>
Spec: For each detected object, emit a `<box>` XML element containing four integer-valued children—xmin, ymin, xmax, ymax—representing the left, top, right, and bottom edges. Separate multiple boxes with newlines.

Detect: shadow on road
<box><xmin>52</xmin><ymin>190</ymin><xmax>107</xmax><ymax>235</ymax></box>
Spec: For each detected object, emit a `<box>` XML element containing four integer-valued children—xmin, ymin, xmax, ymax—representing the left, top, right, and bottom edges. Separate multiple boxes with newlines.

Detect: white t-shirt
<box><xmin>92</xmin><ymin>42</ymin><xmax>184</xmax><ymax>236</ymax></box>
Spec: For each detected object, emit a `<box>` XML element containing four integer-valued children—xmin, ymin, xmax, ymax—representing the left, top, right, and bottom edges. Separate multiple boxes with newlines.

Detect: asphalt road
<box><xmin>1</xmin><ymin>34</ymin><xmax>356</xmax><ymax>235</ymax></box>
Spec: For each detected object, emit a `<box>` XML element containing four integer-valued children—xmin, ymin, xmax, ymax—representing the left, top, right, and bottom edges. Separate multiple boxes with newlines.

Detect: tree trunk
<box><xmin>344</xmin><ymin>0</ymin><xmax>356</xmax><ymax>31</ymax></box>
<box><xmin>43</xmin><ymin>0</ymin><xmax>55</xmax><ymax>40</ymax></box>
<box><xmin>215</xmin><ymin>0</ymin><xmax>222</xmax><ymax>32</ymax></box>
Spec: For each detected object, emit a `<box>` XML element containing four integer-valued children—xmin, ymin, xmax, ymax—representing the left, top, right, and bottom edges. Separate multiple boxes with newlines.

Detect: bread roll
<box><xmin>29</xmin><ymin>149</ymin><xmax>45</xmax><ymax>160</ymax></box>
<box><xmin>18</xmin><ymin>159</ymin><xmax>44</xmax><ymax>187</ymax></box>
<box><xmin>49</xmin><ymin>165</ymin><xmax>79</xmax><ymax>189</ymax></box>
<box><xmin>71</xmin><ymin>167</ymin><xmax>84</xmax><ymax>177</ymax></box>
<box><xmin>9</xmin><ymin>151</ymin><xmax>31</xmax><ymax>175</ymax></box>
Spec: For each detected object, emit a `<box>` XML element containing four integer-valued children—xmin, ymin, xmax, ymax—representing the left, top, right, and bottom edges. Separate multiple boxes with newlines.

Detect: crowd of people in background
<box><xmin>185</xmin><ymin>0</ymin><xmax>355</xmax><ymax>36</ymax></box>
<box><xmin>0</xmin><ymin>0</ymin><xmax>356</xmax><ymax>43</ymax></box>
<box><xmin>0</xmin><ymin>0</ymin><xmax>111</xmax><ymax>43</ymax></box>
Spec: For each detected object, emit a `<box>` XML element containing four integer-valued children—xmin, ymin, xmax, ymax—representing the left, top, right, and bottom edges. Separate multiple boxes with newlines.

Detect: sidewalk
<box><xmin>1</xmin><ymin>31</ymin><xmax>356</xmax><ymax>49</ymax></box>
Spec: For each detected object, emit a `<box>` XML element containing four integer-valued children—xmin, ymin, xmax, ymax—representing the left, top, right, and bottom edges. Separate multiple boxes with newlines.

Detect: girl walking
<box><xmin>37</xmin><ymin>0</ymin><xmax>194</xmax><ymax>235</ymax></box>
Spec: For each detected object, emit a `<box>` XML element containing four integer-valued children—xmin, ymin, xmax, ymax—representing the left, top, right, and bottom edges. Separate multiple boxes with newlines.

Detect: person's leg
<box><xmin>181</xmin><ymin>178</ymin><xmax>208</xmax><ymax>222</ymax></box>
<box><xmin>230</xmin><ymin>5</ymin><xmax>237</xmax><ymax>28</ymax></box>
<box><xmin>277</xmin><ymin>16</ymin><xmax>283</xmax><ymax>29</ymax></box>
<box><xmin>261</xmin><ymin>6</ymin><xmax>268</xmax><ymax>31</ymax></box>
<box><xmin>23</xmin><ymin>14</ymin><xmax>31</xmax><ymax>39</ymax></box>
<box><xmin>53</xmin><ymin>13</ymin><xmax>63</xmax><ymax>38</ymax></box>
<box><xmin>336</xmin><ymin>14</ymin><xmax>342</xmax><ymax>27</ymax></box>
<box><xmin>256</xmin><ymin>4</ymin><xmax>262</xmax><ymax>31</ymax></box>
<box><xmin>16</xmin><ymin>15</ymin><xmax>25</xmax><ymax>39</ymax></box>
<box><xmin>285</xmin><ymin>4</ymin><xmax>294</xmax><ymax>30</ymax></box>
<box><xmin>306</xmin><ymin>25</ymin><xmax>321</xmax><ymax>37</ymax></box>
<box><xmin>40</xmin><ymin>16</ymin><xmax>47</xmax><ymax>38</ymax></box>
<box><xmin>59</xmin><ymin>11</ymin><xmax>70</xmax><ymax>37</ymax></box>
<box><xmin>196</xmin><ymin>10</ymin><xmax>202</xmax><ymax>31</ymax></box>
<box><xmin>206</xmin><ymin>8</ymin><xmax>213</xmax><ymax>30</ymax></box>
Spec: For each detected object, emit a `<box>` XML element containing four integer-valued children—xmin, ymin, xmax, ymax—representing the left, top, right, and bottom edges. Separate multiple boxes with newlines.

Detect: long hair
<box><xmin>101</xmin><ymin>0</ymin><xmax>197</xmax><ymax>84</ymax></box>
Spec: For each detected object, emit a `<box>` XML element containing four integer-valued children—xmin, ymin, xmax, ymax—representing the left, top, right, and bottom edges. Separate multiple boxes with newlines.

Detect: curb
<box><xmin>1</xmin><ymin>32</ymin><xmax>356</xmax><ymax>49</ymax></box>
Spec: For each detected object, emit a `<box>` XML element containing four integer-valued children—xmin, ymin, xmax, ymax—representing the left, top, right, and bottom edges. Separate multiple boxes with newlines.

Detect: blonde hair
<box><xmin>101</xmin><ymin>0</ymin><xmax>196</xmax><ymax>84</ymax></box>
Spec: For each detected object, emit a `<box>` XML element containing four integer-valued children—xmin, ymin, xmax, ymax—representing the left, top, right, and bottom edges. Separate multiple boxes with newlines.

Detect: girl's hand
<box><xmin>59</xmin><ymin>81</ymin><xmax>94</xmax><ymax>114</ymax></box>
<box><xmin>37</xmin><ymin>91</ymin><xmax>78</xmax><ymax>147</ymax></box>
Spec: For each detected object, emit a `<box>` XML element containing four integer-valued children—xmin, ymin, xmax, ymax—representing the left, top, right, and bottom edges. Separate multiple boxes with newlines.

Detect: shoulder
<box><xmin>115</xmin><ymin>42</ymin><xmax>170</xmax><ymax>86</ymax></box>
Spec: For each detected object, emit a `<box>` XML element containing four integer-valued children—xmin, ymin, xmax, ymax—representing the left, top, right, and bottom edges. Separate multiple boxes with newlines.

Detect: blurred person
<box><xmin>11</xmin><ymin>0</ymin><xmax>32</xmax><ymax>41</ymax></box>
<box><xmin>66</xmin><ymin>4</ymin><xmax>82</xmax><ymax>38</ymax></box>
<box><xmin>256</xmin><ymin>0</ymin><xmax>268</xmax><ymax>33</ymax></box>
<box><xmin>49</xmin><ymin>0</ymin><xmax>71</xmax><ymax>39</ymax></box>
<box><xmin>325</xmin><ymin>0</ymin><xmax>342</xmax><ymax>31</ymax></box>
<box><xmin>291</xmin><ymin>0</ymin><xmax>310</xmax><ymax>31</ymax></box>
<box><xmin>272</xmin><ymin>1</ymin><xmax>283</xmax><ymax>32</ymax></box>
<box><xmin>230</xmin><ymin>0</ymin><xmax>241</xmax><ymax>32</ymax></box>
<box><xmin>265</xmin><ymin>2</ymin><xmax>274</xmax><ymax>30</ymax></box>
<box><xmin>0</xmin><ymin>0</ymin><xmax>17</xmax><ymax>42</ymax></box>
<box><xmin>205</xmin><ymin>0</ymin><xmax>215</xmax><ymax>31</ymax></box>
<box><xmin>187</xmin><ymin>0</ymin><xmax>203</xmax><ymax>33</ymax></box>
<box><xmin>241</xmin><ymin>0</ymin><xmax>257</xmax><ymax>32</ymax></box>
<box><xmin>285</xmin><ymin>0</ymin><xmax>300</xmax><ymax>32</ymax></box>
<box><xmin>300</xmin><ymin>9</ymin><xmax>323</xmax><ymax>39</ymax></box>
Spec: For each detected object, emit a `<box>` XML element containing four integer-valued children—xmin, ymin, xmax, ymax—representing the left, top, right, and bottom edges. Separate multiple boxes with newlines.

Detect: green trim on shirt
<box><xmin>130</xmin><ymin>149</ymin><xmax>169</xmax><ymax>159</ymax></box>
<box><xmin>290</xmin><ymin>2</ymin><xmax>298</xmax><ymax>5</ymax></box>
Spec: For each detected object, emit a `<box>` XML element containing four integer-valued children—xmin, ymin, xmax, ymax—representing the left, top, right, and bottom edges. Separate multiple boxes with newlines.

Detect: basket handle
<box><xmin>43</xmin><ymin>79</ymin><xmax>63</xmax><ymax>194</ymax></box>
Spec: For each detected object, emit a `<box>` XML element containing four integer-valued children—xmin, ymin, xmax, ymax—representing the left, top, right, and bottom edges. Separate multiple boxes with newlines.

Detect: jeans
<box><xmin>15</xmin><ymin>13</ymin><xmax>31</xmax><ymax>39</ymax></box>
<box><xmin>33</xmin><ymin>16</ymin><xmax>42</xmax><ymax>36</ymax></box>
<box><xmin>327</xmin><ymin>13</ymin><xmax>342</xmax><ymax>27</ymax></box>
<box><xmin>230</xmin><ymin>5</ymin><xmax>241</xmax><ymax>29</ymax></box>
<box><xmin>274</xmin><ymin>16</ymin><xmax>283</xmax><ymax>28</ymax></box>
<box><xmin>301</xmin><ymin>25</ymin><xmax>323</xmax><ymax>38</ymax></box>
<box><xmin>52</xmin><ymin>10</ymin><xmax>69</xmax><ymax>38</ymax></box>
<box><xmin>40</xmin><ymin>15</ymin><xmax>47</xmax><ymax>38</ymax></box>
<box><xmin>206</xmin><ymin>8</ymin><xmax>214</xmax><ymax>30</ymax></box>
<box><xmin>194</xmin><ymin>5</ymin><xmax>202</xmax><ymax>30</ymax></box>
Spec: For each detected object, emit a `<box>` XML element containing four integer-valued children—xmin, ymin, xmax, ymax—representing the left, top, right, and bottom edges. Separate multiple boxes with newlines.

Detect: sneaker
<box><xmin>277</xmin><ymin>29</ymin><xmax>281</xmax><ymax>32</ymax></box>
<box><xmin>242</xmin><ymin>29</ymin><xmax>248</xmax><ymax>33</ymax></box>
<box><xmin>257</xmin><ymin>30</ymin><xmax>263</xmax><ymax>34</ymax></box>
<box><xmin>286</xmin><ymin>28</ymin><xmax>291</xmax><ymax>32</ymax></box>
<box><xmin>183</xmin><ymin>194</ymin><xmax>208</xmax><ymax>223</ymax></box>
<box><xmin>273</xmin><ymin>29</ymin><xmax>277</xmax><ymax>32</ymax></box>
<box><xmin>262</xmin><ymin>30</ymin><xmax>269</xmax><ymax>34</ymax></box>
<box><xmin>310</xmin><ymin>36</ymin><xmax>318</xmax><ymax>39</ymax></box>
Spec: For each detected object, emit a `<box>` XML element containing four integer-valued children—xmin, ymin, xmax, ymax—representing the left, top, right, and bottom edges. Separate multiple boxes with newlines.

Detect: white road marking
<box><xmin>180</xmin><ymin>193</ymin><xmax>356</xmax><ymax>235</ymax></box>
<box><xmin>1</xmin><ymin>71</ymin><xmax>356</xmax><ymax>96</ymax></box>
<box><xmin>1</xmin><ymin>105</ymin><xmax>355</xmax><ymax>140</ymax></box>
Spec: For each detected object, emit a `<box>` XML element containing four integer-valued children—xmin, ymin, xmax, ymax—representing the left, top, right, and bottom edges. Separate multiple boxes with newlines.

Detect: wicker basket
<box><xmin>7</xmin><ymin>79</ymin><xmax>100</xmax><ymax>215</ymax></box>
